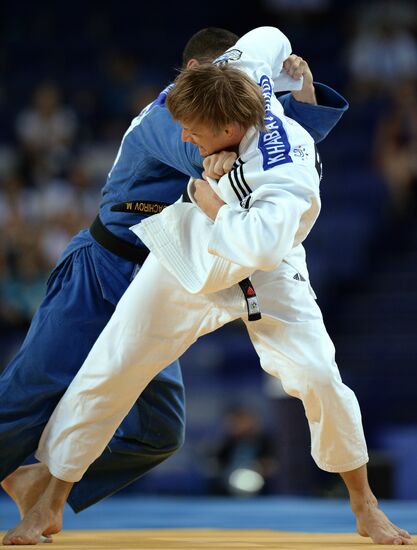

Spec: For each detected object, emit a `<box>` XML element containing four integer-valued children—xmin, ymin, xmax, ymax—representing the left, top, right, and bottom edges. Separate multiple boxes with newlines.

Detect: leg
<box><xmin>247</xmin><ymin>261</ymin><xmax>411</xmax><ymax>545</ymax></box>
<box><xmin>1</xmin><ymin>239</ymin><xmax>187</xmax><ymax>515</ymax></box>
<box><xmin>68</xmin><ymin>360</ymin><xmax>185</xmax><ymax>512</ymax></box>
<box><xmin>2</xmin><ymin>371</ymin><xmax>184</xmax><ymax>541</ymax></box>
<box><xmin>5</xmin><ymin>255</ymin><xmax>241</xmax><ymax>544</ymax></box>
<box><xmin>0</xmin><ymin>272</ymin><xmax>111</xmax><ymax>479</ymax></box>
<box><xmin>248</xmin><ymin>263</ymin><xmax>368</xmax><ymax>472</ymax></box>
<box><xmin>1</xmin><ymin>244</ymin><xmax>186</xmax><ymax>524</ymax></box>
<box><xmin>341</xmin><ymin>466</ymin><xmax>412</xmax><ymax>545</ymax></box>
<box><xmin>2</xmin><ymin>359</ymin><xmax>186</xmax><ymax>516</ymax></box>
<box><xmin>3</xmin><ymin>478</ymin><xmax>73</xmax><ymax>545</ymax></box>
<box><xmin>1</xmin><ymin>464</ymin><xmax>51</xmax><ymax>519</ymax></box>
<box><xmin>0</xmin><ymin>244</ymin><xmax>115</xmax><ymax>510</ymax></box>
<box><xmin>36</xmin><ymin>254</ymin><xmax>239</xmax><ymax>484</ymax></box>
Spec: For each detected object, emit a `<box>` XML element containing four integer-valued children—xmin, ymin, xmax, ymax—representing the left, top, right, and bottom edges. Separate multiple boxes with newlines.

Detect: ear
<box><xmin>186</xmin><ymin>59</ymin><xmax>199</xmax><ymax>68</ymax></box>
<box><xmin>224</xmin><ymin>122</ymin><xmax>245</xmax><ymax>138</ymax></box>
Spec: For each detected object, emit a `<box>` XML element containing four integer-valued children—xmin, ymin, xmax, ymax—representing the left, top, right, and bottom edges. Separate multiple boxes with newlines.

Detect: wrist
<box><xmin>292</xmin><ymin>84</ymin><xmax>317</xmax><ymax>105</ymax></box>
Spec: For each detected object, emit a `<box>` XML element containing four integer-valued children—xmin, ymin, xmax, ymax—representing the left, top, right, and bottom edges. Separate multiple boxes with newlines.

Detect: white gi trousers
<box><xmin>36</xmin><ymin>252</ymin><xmax>368</xmax><ymax>482</ymax></box>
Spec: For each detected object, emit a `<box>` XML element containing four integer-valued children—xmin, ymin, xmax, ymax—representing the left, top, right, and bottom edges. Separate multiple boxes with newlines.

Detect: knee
<box><xmin>160</xmin><ymin>417</ymin><xmax>185</xmax><ymax>455</ymax></box>
<box><xmin>277</xmin><ymin>360</ymin><xmax>342</xmax><ymax>405</ymax></box>
<box><xmin>146</xmin><ymin>409</ymin><xmax>185</xmax><ymax>457</ymax></box>
<box><xmin>262</xmin><ymin>357</ymin><xmax>340</xmax><ymax>397</ymax></box>
<box><xmin>299</xmin><ymin>362</ymin><xmax>346</xmax><ymax>422</ymax></box>
<box><xmin>303</xmin><ymin>362</ymin><xmax>340</xmax><ymax>393</ymax></box>
<box><xmin>146</xmin><ymin>365</ymin><xmax>186</xmax><ymax>454</ymax></box>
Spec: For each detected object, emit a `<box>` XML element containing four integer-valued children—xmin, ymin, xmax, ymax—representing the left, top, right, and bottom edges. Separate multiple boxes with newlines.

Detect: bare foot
<box><xmin>356</xmin><ymin>504</ymin><xmax>413</xmax><ymax>545</ymax></box>
<box><xmin>341</xmin><ymin>465</ymin><xmax>413</xmax><ymax>545</ymax></box>
<box><xmin>2</xmin><ymin>498</ymin><xmax>62</xmax><ymax>545</ymax></box>
<box><xmin>2</xmin><ymin>465</ymin><xmax>54</xmax><ymax>544</ymax></box>
<box><xmin>3</xmin><ymin>475</ymin><xmax>73</xmax><ymax>545</ymax></box>
<box><xmin>1</xmin><ymin>464</ymin><xmax>51</xmax><ymax>519</ymax></box>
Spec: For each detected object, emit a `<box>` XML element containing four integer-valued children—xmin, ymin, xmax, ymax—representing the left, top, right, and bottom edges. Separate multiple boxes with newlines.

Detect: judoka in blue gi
<box><xmin>0</xmin><ymin>27</ymin><xmax>348</xmax><ymax>516</ymax></box>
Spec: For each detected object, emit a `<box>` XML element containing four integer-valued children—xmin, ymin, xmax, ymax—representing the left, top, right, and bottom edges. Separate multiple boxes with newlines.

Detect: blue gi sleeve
<box><xmin>279</xmin><ymin>83</ymin><xmax>349</xmax><ymax>143</ymax></box>
<box><xmin>138</xmin><ymin>105</ymin><xmax>203</xmax><ymax>179</ymax></box>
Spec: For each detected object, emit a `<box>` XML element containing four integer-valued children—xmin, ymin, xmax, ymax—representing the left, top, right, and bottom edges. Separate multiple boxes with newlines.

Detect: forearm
<box><xmin>292</xmin><ymin>82</ymin><xmax>317</xmax><ymax>105</ymax></box>
<box><xmin>208</xmin><ymin>190</ymin><xmax>309</xmax><ymax>272</ymax></box>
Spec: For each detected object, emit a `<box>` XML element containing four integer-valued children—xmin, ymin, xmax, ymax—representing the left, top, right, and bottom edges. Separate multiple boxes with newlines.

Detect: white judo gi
<box><xmin>36</xmin><ymin>27</ymin><xmax>368</xmax><ymax>482</ymax></box>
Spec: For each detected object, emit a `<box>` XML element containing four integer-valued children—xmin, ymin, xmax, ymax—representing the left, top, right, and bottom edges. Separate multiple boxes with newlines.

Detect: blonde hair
<box><xmin>166</xmin><ymin>63</ymin><xmax>265</xmax><ymax>133</ymax></box>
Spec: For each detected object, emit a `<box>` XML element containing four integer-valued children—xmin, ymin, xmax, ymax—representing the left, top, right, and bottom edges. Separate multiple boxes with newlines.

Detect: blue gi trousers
<box><xmin>0</xmin><ymin>230</ymin><xmax>185</xmax><ymax>512</ymax></box>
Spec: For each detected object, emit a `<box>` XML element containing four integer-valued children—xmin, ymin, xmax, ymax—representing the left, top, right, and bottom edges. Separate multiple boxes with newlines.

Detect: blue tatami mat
<box><xmin>1</xmin><ymin>496</ymin><xmax>416</xmax><ymax>533</ymax></box>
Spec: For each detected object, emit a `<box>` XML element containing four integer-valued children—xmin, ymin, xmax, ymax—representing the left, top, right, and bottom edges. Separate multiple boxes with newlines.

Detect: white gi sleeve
<box><xmin>207</xmin><ymin>164</ymin><xmax>320</xmax><ymax>272</ymax></box>
<box><xmin>226</xmin><ymin>26</ymin><xmax>302</xmax><ymax>92</ymax></box>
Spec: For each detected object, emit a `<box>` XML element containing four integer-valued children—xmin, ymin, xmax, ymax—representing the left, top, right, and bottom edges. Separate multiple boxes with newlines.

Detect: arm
<box><xmin>195</xmin><ymin>162</ymin><xmax>319</xmax><ymax>272</ymax></box>
<box><xmin>208</xmin><ymin>170</ymin><xmax>316</xmax><ymax>271</ymax></box>
<box><xmin>226</xmin><ymin>29</ymin><xmax>348</xmax><ymax>143</ymax></box>
<box><xmin>278</xmin><ymin>55</ymin><xmax>349</xmax><ymax>143</ymax></box>
<box><xmin>283</xmin><ymin>54</ymin><xmax>317</xmax><ymax>104</ymax></box>
<box><xmin>136</xmin><ymin>104</ymin><xmax>204</xmax><ymax>179</ymax></box>
<box><xmin>192</xmin><ymin>178</ymin><xmax>226</xmax><ymax>220</ymax></box>
<box><xmin>223</xmin><ymin>27</ymin><xmax>301</xmax><ymax>92</ymax></box>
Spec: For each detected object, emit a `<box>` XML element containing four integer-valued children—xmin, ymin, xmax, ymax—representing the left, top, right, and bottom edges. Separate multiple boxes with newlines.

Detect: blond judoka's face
<box><xmin>181</xmin><ymin>119</ymin><xmax>244</xmax><ymax>157</ymax></box>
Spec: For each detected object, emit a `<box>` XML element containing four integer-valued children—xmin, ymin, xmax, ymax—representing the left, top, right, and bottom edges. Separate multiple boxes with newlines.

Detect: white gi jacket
<box><xmin>133</xmin><ymin>27</ymin><xmax>321</xmax><ymax>294</ymax></box>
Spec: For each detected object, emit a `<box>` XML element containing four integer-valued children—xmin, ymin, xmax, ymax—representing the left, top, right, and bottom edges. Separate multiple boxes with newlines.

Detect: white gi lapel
<box><xmin>130</xmin><ymin>198</ymin><xmax>253</xmax><ymax>295</ymax></box>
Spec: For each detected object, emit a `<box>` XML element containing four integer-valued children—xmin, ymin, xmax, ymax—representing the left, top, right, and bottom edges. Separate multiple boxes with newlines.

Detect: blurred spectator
<box><xmin>128</xmin><ymin>83</ymin><xmax>163</xmax><ymax>119</ymax></box>
<box><xmin>67</xmin><ymin>160</ymin><xmax>101</xmax><ymax>223</ymax></box>
<box><xmin>259</xmin><ymin>0</ymin><xmax>332</xmax><ymax>44</ymax></box>
<box><xmin>373</xmin><ymin>80</ymin><xmax>417</xmax><ymax>217</ymax></box>
<box><xmin>203</xmin><ymin>404</ymin><xmax>279</xmax><ymax>496</ymax></box>
<box><xmin>0</xmin><ymin>168</ymin><xmax>97</xmax><ymax>271</ymax></box>
<box><xmin>0</xmin><ymin>175</ymin><xmax>37</xmax><ymax>228</ymax></box>
<box><xmin>99</xmin><ymin>49</ymin><xmax>143</xmax><ymax>120</ymax></box>
<box><xmin>0</xmin><ymin>246</ymin><xmax>47</xmax><ymax>326</ymax></box>
<box><xmin>0</xmin><ymin>221</ymin><xmax>48</xmax><ymax>326</ymax></box>
<box><xmin>15</xmin><ymin>81</ymin><xmax>78</xmax><ymax>184</ymax></box>
<box><xmin>77</xmin><ymin>120</ymin><xmax>123</xmax><ymax>187</ymax></box>
<box><xmin>346</xmin><ymin>1</ymin><xmax>417</xmax><ymax>101</ymax></box>
<box><xmin>262</xmin><ymin>0</ymin><xmax>329</xmax><ymax>15</ymax></box>
<box><xmin>355</xmin><ymin>0</ymin><xmax>417</xmax><ymax>29</ymax></box>
<box><xmin>38</xmin><ymin>212</ymin><xmax>81</xmax><ymax>268</ymax></box>
<box><xmin>70</xmin><ymin>87</ymin><xmax>101</xmax><ymax>144</ymax></box>
<box><xmin>35</xmin><ymin>166</ymin><xmax>99</xmax><ymax>266</ymax></box>
<box><xmin>0</xmin><ymin>227</ymin><xmax>49</xmax><ymax>370</ymax></box>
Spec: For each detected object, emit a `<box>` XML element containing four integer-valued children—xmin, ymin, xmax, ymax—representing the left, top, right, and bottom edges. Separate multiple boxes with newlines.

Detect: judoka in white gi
<box><xmin>4</xmin><ymin>27</ymin><xmax>412</xmax><ymax>546</ymax></box>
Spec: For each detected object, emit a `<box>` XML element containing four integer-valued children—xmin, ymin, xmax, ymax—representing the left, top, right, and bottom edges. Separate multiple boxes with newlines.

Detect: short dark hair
<box><xmin>182</xmin><ymin>27</ymin><xmax>239</xmax><ymax>67</ymax></box>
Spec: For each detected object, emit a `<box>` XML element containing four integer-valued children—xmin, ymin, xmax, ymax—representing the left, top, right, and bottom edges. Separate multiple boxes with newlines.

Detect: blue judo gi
<box><xmin>0</xmin><ymin>83</ymin><xmax>348</xmax><ymax>512</ymax></box>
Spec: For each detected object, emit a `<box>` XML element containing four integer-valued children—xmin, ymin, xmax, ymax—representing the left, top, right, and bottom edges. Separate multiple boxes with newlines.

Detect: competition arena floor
<box><xmin>1</xmin><ymin>496</ymin><xmax>416</xmax><ymax>548</ymax></box>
